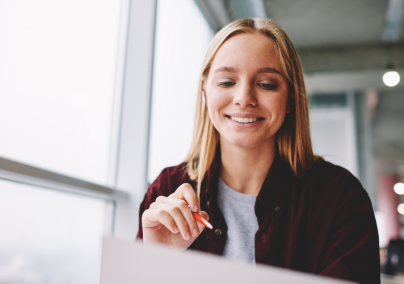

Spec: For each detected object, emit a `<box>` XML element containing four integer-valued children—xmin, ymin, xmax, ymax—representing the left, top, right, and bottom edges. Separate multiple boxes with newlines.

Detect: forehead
<box><xmin>210</xmin><ymin>33</ymin><xmax>281</xmax><ymax>73</ymax></box>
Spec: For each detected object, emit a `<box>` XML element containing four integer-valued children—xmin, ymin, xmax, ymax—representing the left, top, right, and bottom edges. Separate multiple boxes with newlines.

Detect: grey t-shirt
<box><xmin>217</xmin><ymin>177</ymin><xmax>259</xmax><ymax>264</ymax></box>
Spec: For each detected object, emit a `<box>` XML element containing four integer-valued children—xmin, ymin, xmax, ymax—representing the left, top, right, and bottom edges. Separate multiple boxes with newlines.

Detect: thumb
<box><xmin>198</xmin><ymin>211</ymin><xmax>209</xmax><ymax>221</ymax></box>
<box><xmin>195</xmin><ymin>211</ymin><xmax>210</xmax><ymax>233</ymax></box>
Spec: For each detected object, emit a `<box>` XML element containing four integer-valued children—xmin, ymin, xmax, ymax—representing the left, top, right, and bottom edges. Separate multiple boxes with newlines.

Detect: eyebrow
<box><xmin>213</xmin><ymin>66</ymin><xmax>283</xmax><ymax>76</ymax></box>
<box><xmin>257</xmin><ymin>67</ymin><xmax>283</xmax><ymax>76</ymax></box>
<box><xmin>214</xmin><ymin>66</ymin><xmax>238</xmax><ymax>73</ymax></box>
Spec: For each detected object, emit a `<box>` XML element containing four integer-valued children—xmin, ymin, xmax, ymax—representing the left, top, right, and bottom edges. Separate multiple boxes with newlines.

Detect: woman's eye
<box><xmin>259</xmin><ymin>83</ymin><xmax>277</xmax><ymax>90</ymax></box>
<box><xmin>218</xmin><ymin>82</ymin><xmax>235</xmax><ymax>87</ymax></box>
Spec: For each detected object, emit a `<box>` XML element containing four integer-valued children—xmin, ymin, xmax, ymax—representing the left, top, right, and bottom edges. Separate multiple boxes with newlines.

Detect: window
<box><xmin>0</xmin><ymin>180</ymin><xmax>106</xmax><ymax>284</ymax></box>
<box><xmin>309</xmin><ymin>94</ymin><xmax>358</xmax><ymax>177</ymax></box>
<box><xmin>148</xmin><ymin>0</ymin><xmax>212</xmax><ymax>183</ymax></box>
<box><xmin>0</xmin><ymin>0</ymin><xmax>129</xmax><ymax>283</ymax></box>
<box><xmin>0</xmin><ymin>0</ymin><xmax>125</xmax><ymax>185</ymax></box>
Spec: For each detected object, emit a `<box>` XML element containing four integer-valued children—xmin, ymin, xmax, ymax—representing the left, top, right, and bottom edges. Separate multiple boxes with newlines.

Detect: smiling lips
<box><xmin>226</xmin><ymin>115</ymin><xmax>264</xmax><ymax>124</ymax></box>
<box><xmin>231</xmin><ymin>116</ymin><xmax>258</xmax><ymax>123</ymax></box>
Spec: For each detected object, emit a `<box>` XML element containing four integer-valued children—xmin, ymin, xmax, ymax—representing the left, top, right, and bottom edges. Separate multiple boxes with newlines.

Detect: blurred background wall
<box><xmin>0</xmin><ymin>0</ymin><xmax>403</xmax><ymax>283</ymax></box>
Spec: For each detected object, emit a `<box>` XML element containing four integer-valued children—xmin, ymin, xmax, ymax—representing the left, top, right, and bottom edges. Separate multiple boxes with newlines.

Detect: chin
<box><xmin>225</xmin><ymin>135</ymin><xmax>263</xmax><ymax>149</ymax></box>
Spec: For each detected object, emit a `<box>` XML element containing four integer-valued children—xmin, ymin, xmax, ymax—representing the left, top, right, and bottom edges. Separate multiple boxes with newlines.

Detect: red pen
<box><xmin>193</xmin><ymin>212</ymin><xmax>213</xmax><ymax>229</ymax></box>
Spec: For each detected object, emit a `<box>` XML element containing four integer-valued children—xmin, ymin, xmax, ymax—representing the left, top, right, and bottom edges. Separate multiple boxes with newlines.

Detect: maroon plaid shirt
<box><xmin>137</xmin><ymin>152</ymin><xmax>380</xmax><ymax>283</ymax></box>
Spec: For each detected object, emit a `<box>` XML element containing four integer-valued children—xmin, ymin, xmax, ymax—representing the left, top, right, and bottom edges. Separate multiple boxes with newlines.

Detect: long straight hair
<box><xmin>184</xmin><ymin>18</ymin><xmax>319</xmax><ymax>199</ymax></box>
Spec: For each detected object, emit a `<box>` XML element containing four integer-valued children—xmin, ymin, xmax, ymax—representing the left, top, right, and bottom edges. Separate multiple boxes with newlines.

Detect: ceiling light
<box><xmin>397</xmin><ymin>203</ymin><xmax>404</xmax><ymax>215</ymax></box>
<box><xmin>383</xmin><ymin>64</ymin><xmax>400</xmax><ymax>87</ymax></box>
<box><xmin>394</xmin><ymin>183</ymin><xmax>404</xmax><ymax>195</ymax></box>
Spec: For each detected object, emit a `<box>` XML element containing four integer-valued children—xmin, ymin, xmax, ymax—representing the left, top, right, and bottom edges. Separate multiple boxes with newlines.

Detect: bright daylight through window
<box><xmin>0</xmin><ymin>180</ymin><xmax>106</xmax><ymax>283</ymax></box>
<box><xmin>0</xmin><ymin>0</ymin><xmax>126</xmax><ymax>283</ymax></box>
<box><xmin>0</xmin><ymin>0</ymin><xmax>123</xmax><ymax>186</ymax></box>
<box><xmin>148</xmin><ymin>0</ymin><xmax>212</xmax><ymax>183</ymax></box>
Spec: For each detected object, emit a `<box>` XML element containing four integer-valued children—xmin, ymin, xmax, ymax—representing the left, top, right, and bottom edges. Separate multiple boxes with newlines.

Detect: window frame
<box><xmin>0</xmin><ymin>0</ymin><xmax>158</xmax><ymax>240</ymax></box>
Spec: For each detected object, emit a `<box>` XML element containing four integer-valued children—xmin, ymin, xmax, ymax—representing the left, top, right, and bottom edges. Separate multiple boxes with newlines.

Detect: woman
<box><xmin>137</xmin><ymin>18</ymin><xmax>380</xmax><ymax>283</ymax></box>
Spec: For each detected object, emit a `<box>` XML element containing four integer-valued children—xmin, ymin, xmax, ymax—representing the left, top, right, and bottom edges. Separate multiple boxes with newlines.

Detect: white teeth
<box><xmin>230</xmin><ymin>116</ymin><xmax>258</xmax><ymax>123</ymax></box>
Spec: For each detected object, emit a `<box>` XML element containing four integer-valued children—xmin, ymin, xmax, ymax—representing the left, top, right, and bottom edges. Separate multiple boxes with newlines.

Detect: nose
<box><xmin>233</xmin><ymin>82</ymin><xmax>257</xmax><ymax>107</ymax></box>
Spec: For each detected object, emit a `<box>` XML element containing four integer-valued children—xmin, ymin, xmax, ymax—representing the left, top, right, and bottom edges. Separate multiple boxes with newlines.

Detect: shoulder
<box><xmin>305</xmin><ymin>159</ymin><xmax>358</xmax><ymax>183</ymax></box>
<box><xmin>300</xmin><ymin>159</ymin><xmax>369</xmax><ymax>206</ymax></box>
<box><xmin>148</xmin><ymin>162</ymin><xmax>194</xmax><ymax>197</ymax></box>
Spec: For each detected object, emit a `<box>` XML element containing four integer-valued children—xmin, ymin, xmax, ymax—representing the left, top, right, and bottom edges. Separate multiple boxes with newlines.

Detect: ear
<box><xmin>203</xmin><ymin>89</ymin><xmax>208</xmax><ymax>107</ymax></box>
<box><xmin>202</xmin><ymin>80</ymin><xmax>207</xmax><ymax>104</ymax></box>
<box><xmin>202</xmin><ymin>80</ymin><xmax>209</xmax><ymax>107</ymax></box>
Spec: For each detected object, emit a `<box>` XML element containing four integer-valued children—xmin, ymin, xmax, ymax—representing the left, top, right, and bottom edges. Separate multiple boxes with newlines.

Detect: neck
<box><xmin>219</xmin><ymin>137</ymin><xmax>276</xmax><ymax>195</ymax></box>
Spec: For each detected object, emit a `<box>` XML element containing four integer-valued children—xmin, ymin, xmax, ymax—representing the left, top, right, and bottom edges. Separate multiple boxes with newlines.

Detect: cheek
<box><xmin>277</xmin><ymin>96</ymin><xmax>289</xmax><ymax>113</ymax></box>
<box><xmin>206</xmin><ymin>91</ymin><xmax>228</xmax><ymax>120</ymax></box>
<box><xmin>262</xmin><ymin>93</ymin><xmax>289</xmax><ymax>116</ymax></box>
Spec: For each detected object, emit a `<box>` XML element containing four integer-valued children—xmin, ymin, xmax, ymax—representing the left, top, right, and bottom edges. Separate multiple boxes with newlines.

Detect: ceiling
<box><xmin>264</xmin><ymin>0</ymin><xmax>390</xmax><ymax>48</ymax></box>
<box><xmin>198</xmin><ymin>0</ymin><xmax>402</xmax><ymax>46</ymax></box>
<box><xmin>197</xmin><ymin>0</ymin><xmax>404</xmax><ymax>74</ymax></box>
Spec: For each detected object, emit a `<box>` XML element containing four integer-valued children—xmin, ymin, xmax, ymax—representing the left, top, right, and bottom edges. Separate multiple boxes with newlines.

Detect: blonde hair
<box><xmin>184</xmin><ymin>18</ymin><xmax>319</xmax><ymax>199</ymax></box>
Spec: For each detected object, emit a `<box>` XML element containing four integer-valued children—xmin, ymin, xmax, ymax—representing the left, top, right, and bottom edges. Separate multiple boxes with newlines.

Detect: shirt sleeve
<box><xmin>318</xmin><ymin>175</ymin><xmax>380</xmax><ymax>284</ymax></box>
<box><xmin>136</xmin><ymin>168</ymin><xmax>169</xmax><ymax>240</ymax></box>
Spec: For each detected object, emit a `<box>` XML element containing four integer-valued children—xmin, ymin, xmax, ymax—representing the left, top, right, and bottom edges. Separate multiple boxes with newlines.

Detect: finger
<box><xmin>192</xmin><ymin>211</ymin><xmax>212</xmax><ymax>236</ymax></box>
<box><xmin>198</xmin><ymin>211</ymin><xmax>209</xmax><ymax>222</ymax></box>
<box><xmin>194</xmin><ymin>211</ymin><xmax>212</xmax><ymax>231</ymax></box>
<box><xmin>156</xmin><ymin>197</ymin><xmax>200</xmax><ymax>238</ymax></box>
<box><xmin>142</xmin><ymin>208</ymin><xmax>179</xmax><ymax>234</ymax></box>
<box><xmin>171</xmin><ymin>183</ymin><xmax>200</xmax><ymax>213</ymax></box>
<box><xmin>165</xmin><ymin>204</ymin><xmax>194</xmax><ymax>240</ymax></box>
<box><xmin>155</xmin><ymin>195</ymin><xmax>167</xmax><ymax>204</ymax></box>
<box><xmin>155</xmin><ymin>209</ymin><xmax>179</xmax><ymax>234</ymax></box>
<box><xmin>195</xmin><ymin>217</ymin><xmax>207</xmax><ymax>233</ymax></box>
<box><xmin>149</xmin><ymin>202</ymin><xmax>158</xmax><ymax>209</ymax></box>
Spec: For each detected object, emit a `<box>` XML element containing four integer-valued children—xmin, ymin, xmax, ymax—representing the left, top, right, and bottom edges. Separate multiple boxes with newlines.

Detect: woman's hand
<box><xmin>142</xmin><ymin>183</ymin><xmax>209</xmax><ymax>250</ymax></box>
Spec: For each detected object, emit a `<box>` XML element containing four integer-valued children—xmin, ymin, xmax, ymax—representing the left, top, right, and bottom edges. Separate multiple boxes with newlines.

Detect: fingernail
<box><xmin>185</xmin><ymin>232</ymin><xmax>191</xmax><ymax>240</ymax></box>
<box><xmin>193</xmin><ymin>228</ymin><xmax>199</xmax><ymax>236</ymax></box>
<box><xmin>193</xmin><ymin>205</ymin><xmax>198</xmax><ymax>212</ymax></box>
<box><xmin>173</xmin><ymin>226</ymin><xmax>179</xmax><ymax>233</ymax></box>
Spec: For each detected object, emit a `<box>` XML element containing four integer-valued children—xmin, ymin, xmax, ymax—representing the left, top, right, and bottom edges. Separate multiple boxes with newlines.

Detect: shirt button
<box><xmin>275</xmin><ymin>206</ymin><xmax>281</xmax><ymax>212</ymax></box>
<box><xmin>215</xmin><ymin>229</ymin><xmax>222</xmax><ymax>236</ymax></box>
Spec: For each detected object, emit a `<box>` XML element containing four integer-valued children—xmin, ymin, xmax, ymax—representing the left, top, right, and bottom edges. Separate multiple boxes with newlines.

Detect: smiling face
<box><xmin>204</xmin><ymin>33</ymin><xmax>290</xmax><ymax>150</ymax></box>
